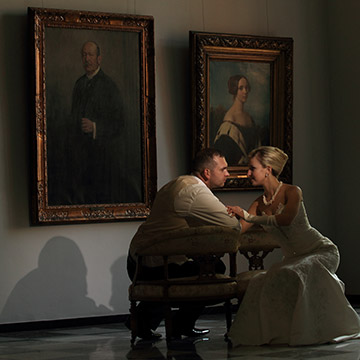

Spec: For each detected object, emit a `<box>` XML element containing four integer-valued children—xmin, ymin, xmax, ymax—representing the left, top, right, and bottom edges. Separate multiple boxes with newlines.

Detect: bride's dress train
<box><xmin>228</xmin><ymin>202</ymin><xmax>360</xmax><ymax>346</ymax></box>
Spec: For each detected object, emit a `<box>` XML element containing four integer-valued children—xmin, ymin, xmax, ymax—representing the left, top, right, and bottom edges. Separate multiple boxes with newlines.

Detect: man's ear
<box><xmin>202</xmin><ymin>168</ymin><xmax>211</xmax><ymax>180</ymax></box>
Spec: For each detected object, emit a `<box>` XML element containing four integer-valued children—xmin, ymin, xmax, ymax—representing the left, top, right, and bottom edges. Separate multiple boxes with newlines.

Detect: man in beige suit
<box><xmin>127</xmin><ymin>148</ymin><xmax>241</xmax><ymax>340</ymax></box>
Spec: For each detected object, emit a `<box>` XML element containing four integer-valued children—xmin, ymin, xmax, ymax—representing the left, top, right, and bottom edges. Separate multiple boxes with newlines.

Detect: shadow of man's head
<box><xmin>1</xmin><ymin>236</ymin><xmax>109</xmax><ymax>322</ymax></box>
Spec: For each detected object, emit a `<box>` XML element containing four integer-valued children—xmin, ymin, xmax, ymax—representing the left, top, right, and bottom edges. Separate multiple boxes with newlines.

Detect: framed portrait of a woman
<box><xmin>190</xmin><ymin>31</ymin><xmax>293</xmax><ymax>190</ymax></box>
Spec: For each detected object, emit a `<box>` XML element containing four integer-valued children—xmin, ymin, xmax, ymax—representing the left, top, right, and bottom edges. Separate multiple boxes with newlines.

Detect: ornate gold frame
<box><xmin>29</xmin><ymin>8</ymin><xmax>156</xmax><ymax>224</ymax></box>
<box><xmin>190</xmin><ymin>31</ymin><xmax>293</xmax><ymax>190</ymax></box>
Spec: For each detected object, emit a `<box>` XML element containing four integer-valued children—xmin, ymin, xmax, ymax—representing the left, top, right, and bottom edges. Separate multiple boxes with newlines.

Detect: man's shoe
<box><xmin>178</xmin><ymin>328</ymin><xmax>210</xmax><ymax>337</ymax></box>
<box><xmin>138</xmin><ymin>329</ymin><xmax>162</xmax><ymax>340</ymax></box>
<box><xmin>124</xmin><ymin>319</ymin><xmax>161</xmax><ymax>341</ymax></box>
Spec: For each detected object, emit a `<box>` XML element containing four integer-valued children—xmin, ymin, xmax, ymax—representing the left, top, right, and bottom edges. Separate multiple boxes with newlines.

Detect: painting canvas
<box><xmin>190</xmin><ymin>31</ymin><xmax>293</xmax><ymax>190</ymax></box>
<box><xmin>209</xmin><ymin>60</ymin><xmax>271</xmax><ymax>166</ymax></box>
<box><xmin>29</xmin><ymin>8</ymin><xmax>157</xmax><ymax>224</ymax></box>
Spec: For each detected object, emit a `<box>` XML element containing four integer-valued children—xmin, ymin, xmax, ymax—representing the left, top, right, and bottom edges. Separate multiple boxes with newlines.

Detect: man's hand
<box><xmin>81</xmin><ymin>118</ymin><xmax>94</xmax><ymax>134</ymax></box>
<box><xmin>227</xmin><ymin>206</ymin><xmax>244</xmax><ymax>220</ymax></box>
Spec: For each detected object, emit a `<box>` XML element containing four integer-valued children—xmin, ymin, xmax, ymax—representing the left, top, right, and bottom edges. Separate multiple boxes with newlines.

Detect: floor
<box><xmin>0</xmin><ymin>313</ymin><xmax>360</xmax><ymax>360</ymax></box>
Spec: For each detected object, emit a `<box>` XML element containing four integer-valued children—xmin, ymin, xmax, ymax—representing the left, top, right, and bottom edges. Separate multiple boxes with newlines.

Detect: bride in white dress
<box><xmin>227</xmin><ymin>146</ymin><xmax>360</xmax><ymax>346</ymax></box>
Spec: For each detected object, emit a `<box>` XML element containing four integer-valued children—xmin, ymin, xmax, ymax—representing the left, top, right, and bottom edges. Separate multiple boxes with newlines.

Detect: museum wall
<box><xmin>0</xmin><ymin>0</ymin><xmax>357</xmax><ymax>324</ymax></box>
<box><xmin>327</xmin><ymin>0</ymin><xmax>360</xmax><ymax>293</ymax></box>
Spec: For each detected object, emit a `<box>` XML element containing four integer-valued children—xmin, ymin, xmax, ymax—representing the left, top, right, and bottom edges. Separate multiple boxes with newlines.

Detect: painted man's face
<box><xmin>81</xmin><ymin>42</ymin><xmax>101</xmax><ymax>76</ymax></box>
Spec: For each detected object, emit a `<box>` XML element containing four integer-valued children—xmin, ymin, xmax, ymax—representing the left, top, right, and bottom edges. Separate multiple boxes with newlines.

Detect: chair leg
<box><xmin>164</xmin><ymin>304</ymin><xmax>173</xmax><ymax>341</ymax></box>
<box><xmin>224</xmin><ymin>300</ymin><xmax>232</xmax><ymax>332</ymax></box>
<box><xmin>129</xmin><ymin>300</ymin><xmax>138</xmax><ymax>344</ymax></box>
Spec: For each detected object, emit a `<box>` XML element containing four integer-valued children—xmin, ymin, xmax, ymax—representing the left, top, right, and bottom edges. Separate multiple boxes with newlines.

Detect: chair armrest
<box><xmin>239</xmin><ymin>225</ymin><xmax>279</xmax><ymax>252</ymax></box>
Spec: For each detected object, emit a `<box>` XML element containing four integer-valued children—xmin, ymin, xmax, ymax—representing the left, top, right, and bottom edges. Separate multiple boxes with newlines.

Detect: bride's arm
<box><xmin>227</xmin><ymin>198</ymin><xmax>260</xmax><ymax>233</ymax></box>
<box><xmin>274</xmin><ymin>185</ymin><xmax>302</xmax><ymax>226</ymax></box>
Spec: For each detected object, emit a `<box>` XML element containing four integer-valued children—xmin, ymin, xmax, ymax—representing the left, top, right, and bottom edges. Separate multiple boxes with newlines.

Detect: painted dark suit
<box><xmin>67</xmin><ymin>68</ymin><xmax>124</xmax><ymax>204</ymax></box>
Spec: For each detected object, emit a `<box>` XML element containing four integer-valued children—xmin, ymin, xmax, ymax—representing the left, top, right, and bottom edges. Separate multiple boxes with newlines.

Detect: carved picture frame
<box><xmin>190</xmin><ymin>31</ymin><xmax>293</xmax><ymax>190</ymax></box>
<box><xmin>29</xmin><ymin>7</ymin><xmax>156</xmax><ymax>224</ymax></box>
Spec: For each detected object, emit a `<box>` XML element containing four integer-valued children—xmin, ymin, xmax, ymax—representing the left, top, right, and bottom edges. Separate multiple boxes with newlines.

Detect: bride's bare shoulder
<box><xmin>283</xmin><ymin>183</ymin><xmax>302</xmax><ymax>198</ymax></box>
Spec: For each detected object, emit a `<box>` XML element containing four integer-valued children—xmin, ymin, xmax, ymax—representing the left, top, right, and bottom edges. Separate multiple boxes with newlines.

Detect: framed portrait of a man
<box><xmin>190</xmin><ymin>31</ymin><xmax>293</xmax><ymax>190</ymax></box>
<box><xmin>29</xmin><ymin>8</ymin><xmax>156</xmax><ymax>224</ymax></box>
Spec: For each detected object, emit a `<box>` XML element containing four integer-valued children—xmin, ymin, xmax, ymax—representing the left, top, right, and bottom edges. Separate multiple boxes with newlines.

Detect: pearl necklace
<box><xmin>263</xmin><ymin>181</ymin><xmax>283</xmax><ymax>206</ymax></box>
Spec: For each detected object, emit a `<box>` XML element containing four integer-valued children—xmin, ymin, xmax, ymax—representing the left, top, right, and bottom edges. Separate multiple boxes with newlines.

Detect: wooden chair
<box><xmin>128</xmin><ymin>225</ymin><xmax>280</xmax><ymax>343</ymax></box>
<box><xmin>128</xmin><ymin>225</ymin><xmax>240</xmax><ymax>343</ymax></box>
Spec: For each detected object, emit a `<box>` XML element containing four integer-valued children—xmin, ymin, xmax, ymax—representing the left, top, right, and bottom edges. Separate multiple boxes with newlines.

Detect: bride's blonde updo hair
<box><xmin>248</xmin><ymin>146</ymin><xmax>288</xmax><ymax>178</ymax></box>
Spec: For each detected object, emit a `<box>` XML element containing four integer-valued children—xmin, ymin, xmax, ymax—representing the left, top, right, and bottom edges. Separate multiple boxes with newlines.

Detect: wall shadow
<box><xmin>1</xmin><ymin>236</ymin><xmax>110</xmax><ymax>323</ymax></box>
<box><xmin>109</xmin><ymin>254</ymin><xmax>131</xmax><ymax>314</ymax></box>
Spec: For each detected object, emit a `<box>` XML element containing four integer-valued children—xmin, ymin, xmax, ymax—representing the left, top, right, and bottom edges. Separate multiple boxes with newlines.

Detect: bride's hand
<box><xmin>227</xmin><ymin>206</ymin><xmax>244</xmax><ymax>220</ymax></box>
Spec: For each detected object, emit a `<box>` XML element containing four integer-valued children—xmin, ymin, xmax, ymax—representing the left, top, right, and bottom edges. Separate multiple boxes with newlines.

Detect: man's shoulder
<box><xmin>158</xmin><ymin>175</ymin><xmax>201</xmax><ymax>196</ymax></box>
<box><xmin>176</xmin><ymin>176</ymin><xmax>209</xmax><ymax>197</ymax></box>
<box><xmin>96</xmin><ymin>69</ymin><xmax>115</xmax><ymax>82</ymax></box>
<box><xmin>74</xmin><ymin>74</ymin><xmax>87</xmax><ymax>85</ymax></box>
<box><xmin>94</xmin><ymin>69</ymin><xmax>119</xmax><ymax>91</ymax></box>
<box><xmin>176</xmin><ymin>175</ymin><xmax>200</xmax><ymax>185</ymax></box>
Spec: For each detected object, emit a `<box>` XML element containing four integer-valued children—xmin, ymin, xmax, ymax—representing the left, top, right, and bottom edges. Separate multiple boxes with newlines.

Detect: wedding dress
<box><xmin>228</xmin><ymin>201</ymin><xmax>360</xmax><ymax>346</ymax></box>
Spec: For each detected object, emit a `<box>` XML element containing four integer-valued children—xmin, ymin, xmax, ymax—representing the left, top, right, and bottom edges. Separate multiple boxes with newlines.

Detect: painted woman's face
<box><xmin>237</xmin><ymin>77</ymin><xmax>250</xmax><ymax>103</ymax></box>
